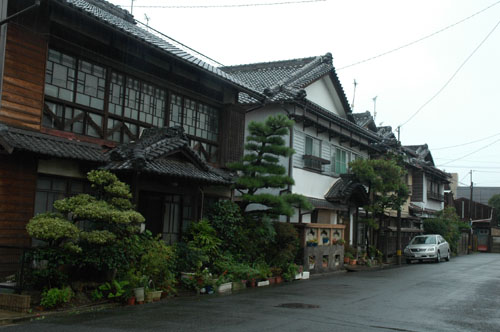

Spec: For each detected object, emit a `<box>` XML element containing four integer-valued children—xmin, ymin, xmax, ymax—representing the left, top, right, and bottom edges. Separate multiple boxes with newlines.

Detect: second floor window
<box><xmin>332</xmin><ymin>147</ymin><xmax>348</xmax><ymax>174</ymax></box>
<box><xmin>305</xmin><ymin>136</ymin><xmax>321</xmax><ymax>157</ymax></box>
<box><xmin>43</xmin><ymin>49</ymin><xmax>221</xmax><ymax>158</ymax></box>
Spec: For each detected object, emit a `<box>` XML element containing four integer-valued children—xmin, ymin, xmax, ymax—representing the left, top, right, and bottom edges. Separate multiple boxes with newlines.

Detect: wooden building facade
<box><xmin>0</xmin><ymin>0</ymin><xmax>263</xmax><ymax>277</ymax></box>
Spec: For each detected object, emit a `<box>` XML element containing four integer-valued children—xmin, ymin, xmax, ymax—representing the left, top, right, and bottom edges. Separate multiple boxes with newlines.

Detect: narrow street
<box><xmin>3</xmin><ymin>253</ymin><xmax>500</xmax><ymax>332</ymax></box>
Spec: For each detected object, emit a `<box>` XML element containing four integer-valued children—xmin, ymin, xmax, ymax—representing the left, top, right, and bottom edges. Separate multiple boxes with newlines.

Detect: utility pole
<box><xmin>351</xmin><ymin>79</ymin><xmax>357</xmax><ymax>110</ymax></box>
<box><xmin>468</xmin><ymin>170</ymin><xmax>473</xmax><ymax>254</ymax></box>
<box><xmin>130</xmin><ymin>0</ymin><xmax>135</xmax><ymax>15</ymax></box>
<box><xmin>397</xmin><ymin>126</ymin><xmax>401</xmax><ymax>142</ymax></box>
<box><xmin>144</xmin><ymin>14</ymin><xmax>150</xmax><ymax>30</ymax></box>
<box><xmin>372</xmin><ymin>96</ymin><xmax>378</xmax><ymax>122</ymax></box>
<box><xmin>397</xmin><ymin>208</ymin><xmax>402</xmax><ymax>265</ymax></box>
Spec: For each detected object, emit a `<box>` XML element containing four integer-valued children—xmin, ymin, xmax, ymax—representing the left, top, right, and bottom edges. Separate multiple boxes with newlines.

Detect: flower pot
<box><xmin>350</xmin><ymin>259</ymin><xmax>357</xmax><ymax>265</ymax></box>
<box><xmin>247</xmin><ymin>279</ymin><xmax>256</xmax><ymax>288</ymax></box>
<box><xmin>268</xmin><ymin>276</ymin><xmax>276</xmax><ymax>285</ymax></box>
<box><xmin>344</xmin><ymin>257</ymin><xmax>350</xmax><ymax>264</ymax></box>
<box><xmin>275</xmin><ymin>276</ymin><xmax>283</xmax><ymax>284</ymax></box>
<box><xmin>257</xmin><ymin>280</ymin><xmax>269</xmax><ymax>287</ymax></box>
<box><xmin>152</xmin><ymin>290</ymin><xmax>162</xmax><ymax>302</ymax></box>
<box><xmin>133</xmin><ymin>287</ymin><xmax>145</xmax><ymax>302</ymax></box>
<box><xmin>217</xmin><ymin>282</ymin><xmax>232</xmax><ymax>294</ymax></box>
<box><xmin>145</xmin><ymin>292</ymin><xmax>154</xmax><ymax>303</ymax></box>
<box><xmin>127</xmin><ymin>297</ymin><xmax>136</xmax><ymax>306</ymax></box>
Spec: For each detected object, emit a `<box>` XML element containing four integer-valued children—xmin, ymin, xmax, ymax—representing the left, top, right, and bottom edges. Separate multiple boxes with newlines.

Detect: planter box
<box><xmin>217</xmin><ymin>282</ymin><xmax>232</xmax><ymax>294</ymax></box>
<box><xmin>294</xmin><ymin>273</ymin><xmax>302</xmax><ymax>280</ymax></box>
<box><xmin>301</xmin><ymin>271</ymin><xmax>310</xmax><ymax>279</ymax></box>
<box><xmin>0</xmin><ymin>294</ymin><xmax>30</xmax><ymax>313</ymax></box>
<box><xmin>257</xmin><ymin>280</ymin><xmax>270</xmax><ymax>287</ymax></box>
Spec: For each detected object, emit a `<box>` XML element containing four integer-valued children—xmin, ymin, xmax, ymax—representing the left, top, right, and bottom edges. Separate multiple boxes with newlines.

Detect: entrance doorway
<box><xmin>139</xmin><ymin>192</ymin><xmax>193</xmax><ymax>245</ymax></box>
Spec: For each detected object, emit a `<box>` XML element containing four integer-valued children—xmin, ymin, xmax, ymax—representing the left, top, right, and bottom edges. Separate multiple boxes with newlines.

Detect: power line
<box><xmin>115</xmin><ymin>0</ymin><xmax>326</xmax><ymax>9</ymax></box>
<box><xmin>399</xmin><ymin>17</ymin><xmax>500</xmax><ymax>128</ymax></box>
<box><xmin>438</xmin><ymin>137</ymin><xmax>500</xmax><ymax>167</ymax></box>
<box><xmin>432</xmin><ymin>131</ymin><xmax>500</xmax><ymax>150</ymax></box>
<box><xmin>337</xmin><ymin>0</ymin><xmax>500</xmax><ymax>70</ymax></box>
<box><xmin>439</xmin><ymin>166</ymin><xmax>500</xmax><ymax>169</ymax></box>
<box><xmin>434</xmin><ymin>157</ymin><xmax>500</xmax><ymax>164</ymax></box>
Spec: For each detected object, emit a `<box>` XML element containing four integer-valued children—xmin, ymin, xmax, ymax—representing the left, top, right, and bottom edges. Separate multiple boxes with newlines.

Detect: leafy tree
<box><xmin>25</xmin><ymin>170</ymin><xmax>146</xmax><ymax>288</ymax></box>
<box><xmin>228</xmin><ymin>114</ymin><xmax>312</xmax><ymax>220</ymax></box>
<box><xmin>424</xmin><ymin>207</ymin><xmax>470</xmax><ymax>254</ymax></box>
<box><xmin>488</xmin><ymin>194</ymin><xmax>500</xmax><ymax>226</ymax></box>
<box><xmin>350</xmin><ymin>155</ymin><xmax>409</xmax><ymax>249</ymax></box>
<box><xmin>27</xmin><ymin>170</ymin><xmax>144</xmax><ymax>253</ymax></box>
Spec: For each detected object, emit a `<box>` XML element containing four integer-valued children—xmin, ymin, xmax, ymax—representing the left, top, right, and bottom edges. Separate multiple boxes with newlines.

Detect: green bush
<box><xmin>92</xmin><ymin>280</ymin><xmax>129</xmax><ymax>301</ymax></box>
<box><xmin>206</xmin><ymin>200</ymin><xmax>246</xmax><ymax>255</ymax></box>
<box><xmin>40</xmin><ymin>286</ymin><xmax>73</xmax><ymax>308</ymax></box>
<box><xmin>424</xmin><ymin>207</ymin><xmax>470</xmax><ymax>254</ymax></box>
<box><xmin>266</xmin><ymin>222</ymin><xmax>299</xmax><ymax>270</ymax></box>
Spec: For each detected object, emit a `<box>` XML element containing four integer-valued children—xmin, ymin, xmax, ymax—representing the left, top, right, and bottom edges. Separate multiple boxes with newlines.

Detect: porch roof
<box><xmin>307</xmin><ymin>197</ymin><xmax>348</xmax><ymax>211</ymax></box>
<box><xmin>104</xmin><ymin>127</ymin><xmax>232</xmax><ymax>185</ymax></box>
<box><xmin>0</xmin><ymin>123</ymin><xmax>108</xmax><ymax>162</ymax></box>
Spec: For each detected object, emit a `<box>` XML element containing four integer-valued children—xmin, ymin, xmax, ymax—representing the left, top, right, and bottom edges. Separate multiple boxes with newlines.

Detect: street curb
<box><xmin>0</xmin><ymin>302</ymin><xmax>119</xmax><ymax>326</ymax></box>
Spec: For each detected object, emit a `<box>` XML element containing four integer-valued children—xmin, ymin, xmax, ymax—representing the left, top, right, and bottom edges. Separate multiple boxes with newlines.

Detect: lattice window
<box><xmin>170</xmin><ymin>94</ymin><xmax>183</xmax><ymax>126</ymax></box>
<box><xmin>45</xmin><ymin>49</ymin><xmax>76</xmax><ymax>102</ymax></box>
<box><xmin>43</xmin><ymin>101</ymin><xmax>103</xmax><ymax>139</ymax></box>
<box><xmin>76</xmin><ymin>60</ymin><xmax>106</xmax><ymax>110</ymax></box>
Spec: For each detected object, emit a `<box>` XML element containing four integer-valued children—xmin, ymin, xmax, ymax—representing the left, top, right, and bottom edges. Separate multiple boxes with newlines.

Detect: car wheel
<box><xmin>406</xmin><ymin>259</ymin><xmax>412</xmax><ymax>264</ymax></box>
<box><xmin>436</xmin><ymin>251</ymin><xmax>441</xmax><ymax>263</ymax></box>
<box><xmin>445</xmin><ymin>250</ymin><xmax>450</xmax><ymax>261</ymax></box>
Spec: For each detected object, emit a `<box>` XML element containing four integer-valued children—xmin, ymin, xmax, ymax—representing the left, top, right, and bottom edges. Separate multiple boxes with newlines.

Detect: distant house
<box><xmin>353</xmin><ymin>113</ymin><xmax>451</xmax><ymax>260</ymax></box>
<box><xmin>454</xmin><ymin>197</ymin><xmax>499</xmax><ymax>252</ymax></box>
<box><xmin>222</xmin><ymin>54</ymin><xmax>381</xmax><ymax>271</ymax></box>
<box><xmin>0</xmin><ymin>0</ymin><xmax>263</xmax><ymax>276</ymax></box>
<box><xmin>456</xmin><ymin>186</ymin><xmax>500</xmax><ymax>205</ymax></box>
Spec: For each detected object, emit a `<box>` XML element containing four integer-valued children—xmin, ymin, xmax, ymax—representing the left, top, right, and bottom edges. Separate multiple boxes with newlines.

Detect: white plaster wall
<box><xmin>38</xmin><ymin>159</ymin><xmax>86</xmax><ymax>178</ymax></box>
<box><xmin>244</xmin><ymin>106</ymin><xmax>291</xmax><ymax>198</ymax></box>
<box><xmin>293</xmin><ymin>167</ymin><xmax>338</xmax><ymax>199</ymax></box>
<box><xmin>304</xmin><ymin>77</ymin><xmax>345</xmax><ymax>118</ymax></box>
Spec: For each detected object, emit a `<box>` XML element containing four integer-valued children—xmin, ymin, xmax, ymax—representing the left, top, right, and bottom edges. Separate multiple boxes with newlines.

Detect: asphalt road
<box><xmin>2</xmin><ymin>253</ymin><xmax>500</xmax><ymax>332</ymax></box>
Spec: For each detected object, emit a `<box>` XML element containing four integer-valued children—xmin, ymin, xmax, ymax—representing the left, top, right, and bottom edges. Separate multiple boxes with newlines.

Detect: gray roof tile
<box><xmin>59</xmin><ymin>0</ymin><xmax>263</xmax><ymax>100</ymax></box>
<box><xmin>105</xmin><ymin>126</ymin><xmax>231</xmax><ymax>184</ymax></box>
<box><xmin>0</xmin><ymin>123</ymin><xmax>108</xmax><ymax>162</ymax></box>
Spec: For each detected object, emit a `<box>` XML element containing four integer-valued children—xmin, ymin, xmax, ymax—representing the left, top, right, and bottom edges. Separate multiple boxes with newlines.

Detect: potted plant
<box><xmin>306</xmin><ymin>238</ymin><xmax>318</xmax><ymax>247</ymax></box>
<box><xmin>344</xmin><ymin>252</ymin><xmax>353</xmax><ymax>264</ymax></box>
<box><xmin>338</xmin><ymin>238</ymin><xmax>346</xmax><ymax>245</ymax></box>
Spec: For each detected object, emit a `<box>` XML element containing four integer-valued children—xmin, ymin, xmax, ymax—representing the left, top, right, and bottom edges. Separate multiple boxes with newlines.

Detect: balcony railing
<box><xmin>427</xmin><ymin>191</ymin><xmax>444</xmax><ymax>202</ymax></box>
<box><xmin>303</xmin><ymin>155</ymin><xmax>330</xmax><ymax>172</ymax></box>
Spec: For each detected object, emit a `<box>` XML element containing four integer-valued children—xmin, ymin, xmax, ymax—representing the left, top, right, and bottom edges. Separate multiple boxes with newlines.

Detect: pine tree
<box><xmin>229</xmin><ymin>114</ymin><xmax>311</xmax><ymax>219</ymax></box>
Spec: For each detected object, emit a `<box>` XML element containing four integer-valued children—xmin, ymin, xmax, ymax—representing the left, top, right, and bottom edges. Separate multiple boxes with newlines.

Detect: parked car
<box><xmin>404</xmin><ymin>234</ymin><xmax>451</xmax><ymax>264</ymax></box>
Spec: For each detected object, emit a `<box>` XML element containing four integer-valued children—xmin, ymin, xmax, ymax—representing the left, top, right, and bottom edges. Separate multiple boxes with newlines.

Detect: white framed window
<box><xmin>305</xmin><ymin>136</ymin><xmax>321</xmax><ymax>157</ymax></box>
<box><xmin>331</xmin><ymin>147</ymin><xmax>362</xmax><ymax>175</ymax></box>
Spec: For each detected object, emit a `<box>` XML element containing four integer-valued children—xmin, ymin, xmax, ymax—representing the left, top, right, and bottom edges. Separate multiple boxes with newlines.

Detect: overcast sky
<box><xmin>109</xmin><ymin>0</ymin><xmax>500</xmax><ymax>189</ymax></box>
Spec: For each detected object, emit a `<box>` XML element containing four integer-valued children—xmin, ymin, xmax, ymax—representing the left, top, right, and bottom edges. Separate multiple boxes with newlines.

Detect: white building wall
<box><xmin>304</xmin><ymin>77</ymin><xmax>346</xmax><ymax>118</ymax></box>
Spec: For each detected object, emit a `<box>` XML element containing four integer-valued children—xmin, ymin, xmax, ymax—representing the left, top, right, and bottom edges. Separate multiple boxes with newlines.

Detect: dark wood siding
<box><xmin>0</xmin><ymin>154</ymin><xmax>36</xmax><ymax>277</ymax></box>
<box><xmin>0</xmin><ymin>24</ymin><xmax>46</xmax><ymax>130</ymax></box>
<box><xmin>411</xmin><ymin>171</ymin><xmax>424</xmax><ymax>202</ymax></box>
<box><xmin>220</xmin><ymin>105</ymin><xmax>245</xmax><ymax>166</ymax></box>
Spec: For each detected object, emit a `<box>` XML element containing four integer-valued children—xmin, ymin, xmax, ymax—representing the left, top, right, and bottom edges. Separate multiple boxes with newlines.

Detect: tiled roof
<box><xmin>0</xmin><ymin>123</ymin><xmax>107</xmax><ymax>162</ymax></box>
<box><xmin>352</xmin><ymin>111</ymin><xmax>373</xmax><ymax>129</ymax></box>
<box><xmin>325</xmin><ymin>175</ymin><xmax>368</xmax><ymax>204</ymax></box>
<box><xmin>104</xmin><ymin>127</ymin><xmax>232</xmax><ymax>184</ymax></box>
<box><xmin>307</xmin><ymin>197</ymin><xmax>348</xmax><ymax>211</ymax></box>
<box><xmin>221</xmin><ymin>53</ymin><xmax>349</xmax><ymax>108</ymax></box>
<box><xmin>377</xmin><ymin>126</ymin><xmax>396</xmax><ymax>140</ymax></box>
<box><xmin>58</xmin><ymin>0</ymin><xmax>263</xmax><ymax>101</ymax></box>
